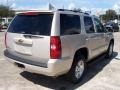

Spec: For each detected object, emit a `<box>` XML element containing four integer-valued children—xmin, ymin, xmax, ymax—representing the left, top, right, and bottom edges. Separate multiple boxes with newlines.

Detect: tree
<box><xmin>100</xmin><ymin>9</ymin><xmax>117</xmax><ymax>22</ymax></box>
<box><xmin>0</xmin><ymin>5</ymin><xmax>15</xmax><ymax>18</ymax></box>
<box><xmin>8</xmin><ymin>9</ymin><xmax>15</xmax><ymax>17</ymax></box>
<box><xmin>106</xmin><ymin>9</ymin><xmax>117</xmax><ymax>20</ymax></box>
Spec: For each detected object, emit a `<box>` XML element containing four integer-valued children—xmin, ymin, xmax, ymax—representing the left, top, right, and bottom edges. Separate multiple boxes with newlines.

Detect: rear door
<box><xmin>6</xmin><ymin>13</ymin><xmax>53</xmax><ymax>59</ymax></box>
<box><xmin>60</xmin><ymin>14</ymin><xmax>82</xmax><ymax>59</ymax></box>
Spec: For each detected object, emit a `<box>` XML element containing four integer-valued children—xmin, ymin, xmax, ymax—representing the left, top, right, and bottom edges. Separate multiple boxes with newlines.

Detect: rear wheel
<box><xmin>66</xmin><ymin>54</ymin><xmax>86</xmax><ymax>84</ymax></box>
<box><xmin>106</xmin><ymin>42</ymin><xmax>114</xmax><ymax>58</ymax></box>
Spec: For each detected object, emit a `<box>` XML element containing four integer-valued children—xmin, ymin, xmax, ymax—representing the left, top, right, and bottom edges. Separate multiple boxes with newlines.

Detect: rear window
<box><xmin>8</xmin><ymin>14</ymin><xmax>53</xmax><ymax>35</ymax></box>
<box><xmin>84</xmin><ymin>16</ymin><xmax>95</xmax><ymax>33</ymax></box>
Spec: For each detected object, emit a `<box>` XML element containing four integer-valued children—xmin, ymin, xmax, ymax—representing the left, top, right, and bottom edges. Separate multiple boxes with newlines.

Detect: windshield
<box><xmin>8</xmin><ymin>14</ymin><xmax>53</xmax><ymax>36</ymax></box>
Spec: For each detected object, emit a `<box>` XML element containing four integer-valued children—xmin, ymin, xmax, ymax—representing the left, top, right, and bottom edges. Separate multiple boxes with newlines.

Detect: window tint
<box><xmin>60</xmin><ymin>14</ymin><xmax>81</xmax><ymax>35</ymax></box>
<box><xmin>94</xmin><ymin>18</ymin><xmax>106</xmax><ymax>33</ymax></box>
<box><xmin>8</xmin><ymin>14</ymin><xmax>53</xmax><ymax>35</ymax></box>
<box><xmin>84</xmin><ymin>16</ymin><xmax>95</xmax><ymax>33</ymax></box>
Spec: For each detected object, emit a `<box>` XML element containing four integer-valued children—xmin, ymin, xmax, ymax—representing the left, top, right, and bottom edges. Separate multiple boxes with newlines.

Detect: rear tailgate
<box><xmin>6</xmin><ymin>33</ymin><xmax>50</xmax><ymax>59</ymax></box>
<box><xmin>6</xmin><ymin>13</ymin><xmax>53</xmax><ymax>59</ymax></box>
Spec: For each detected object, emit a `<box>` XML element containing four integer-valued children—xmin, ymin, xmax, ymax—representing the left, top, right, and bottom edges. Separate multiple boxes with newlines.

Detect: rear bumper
<box><xmin>4</xmin><ymin>50</ymin><xmax>72</xmax><ymax>76</ymax></box>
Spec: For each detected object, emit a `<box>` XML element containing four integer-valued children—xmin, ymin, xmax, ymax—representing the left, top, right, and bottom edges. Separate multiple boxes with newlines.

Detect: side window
<box><xmin>60</xmin><ymin>14</ymin><xmax>81</xmax><ymax>35</ymax></box>
<box><xmin>84</xmin><ymin>16</ymin><xmax>95</xmax><ymax>33</ymax></box>
<box><xmin>94</xmin><ymin>18</ymin><xmax>106</xmax><ymax>33</ymax></box>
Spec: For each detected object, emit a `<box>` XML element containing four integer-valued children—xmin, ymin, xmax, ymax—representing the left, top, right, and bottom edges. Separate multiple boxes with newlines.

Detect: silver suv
<box><xmin>4</xmin><ymin>9</ymin><xmax>114</xmax><ymax>83</ymax></box>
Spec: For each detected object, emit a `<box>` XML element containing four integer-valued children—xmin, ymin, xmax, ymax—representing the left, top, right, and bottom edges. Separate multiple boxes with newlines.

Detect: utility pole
<box><xmin>6</xmin><ymin>0</ymin><xmax>9</xmax><ymax>23</ymax></box>
<box><xmin>118</xmin><ymin>9</ymin><xmax>120</xmax><ymax>22</ymax></box>
<box><xmin>118</xmin><ymin>8</ymin><xmax>120</xmax><ymax>31</ymax></box>
<box><xmin>6</xmin><ymin>0</ymin><xmax>8</xmax><ymax>6</ymax></box>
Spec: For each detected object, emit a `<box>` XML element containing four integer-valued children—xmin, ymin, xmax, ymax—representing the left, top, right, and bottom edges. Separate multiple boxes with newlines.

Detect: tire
<box><xmin>106</xmin><ymin>42</ymin><xmax>114</xmax><ymax>58</ymax></box>
<box><xmin>66</xmin><ymin>54</ymin><xmax>86</xmax><ymax>84</ymax></box>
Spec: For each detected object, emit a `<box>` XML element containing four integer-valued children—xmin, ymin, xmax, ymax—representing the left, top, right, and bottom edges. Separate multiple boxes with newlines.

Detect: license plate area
<box><xmin>14</xmin><ymin>44</ymin><xmax>32</xmax><ymax>55</ymax></box>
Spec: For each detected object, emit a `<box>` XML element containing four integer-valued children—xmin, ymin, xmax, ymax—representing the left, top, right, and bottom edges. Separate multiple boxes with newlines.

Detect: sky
<box><xmin>0</xmin><ymin>0</ymin><xmax>120</xmax><ymax>15</ymax></box>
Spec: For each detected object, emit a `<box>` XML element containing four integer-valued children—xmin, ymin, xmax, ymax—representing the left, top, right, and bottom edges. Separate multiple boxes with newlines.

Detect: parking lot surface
<box><xmin>0</xmin><ymin>31</ymin><xmax>120</xmax><ymax>90</ymax></box>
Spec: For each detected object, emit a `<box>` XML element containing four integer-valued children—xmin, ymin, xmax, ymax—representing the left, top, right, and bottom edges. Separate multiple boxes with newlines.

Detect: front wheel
<box><xmin>66</xmin><ymin>55</ymin><xmax>86</xmax><ymax>84</ymax></box>
<box><xmin>106</xmin><ymin>42</ymin><xmax>114</xmax><ymax>58</ymax></box>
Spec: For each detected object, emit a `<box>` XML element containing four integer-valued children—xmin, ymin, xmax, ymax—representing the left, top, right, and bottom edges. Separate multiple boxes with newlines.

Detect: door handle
<box><xmin>86</xmin><ymin>38</ymin><xmax>89</xmax><ymax>40</ymax></box>
<box><xmin>85</xmin><ymin>38</ymin><xmax>91</xmax><ymax>41</ymax></box>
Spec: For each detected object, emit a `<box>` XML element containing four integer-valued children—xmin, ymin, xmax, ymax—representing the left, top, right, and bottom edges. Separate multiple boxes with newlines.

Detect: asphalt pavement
<box><xmin>0</xmin><ymin>31</ymin><xmax>120</xmax><ymax>90</ymax></box>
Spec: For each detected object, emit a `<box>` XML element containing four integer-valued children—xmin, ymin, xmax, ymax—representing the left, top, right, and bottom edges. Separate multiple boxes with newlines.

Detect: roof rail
<box><xmin>58</xmin><ymin>9</ymin><xmax>73</xmax><ymax>12</ymax></box>
<box><xmin>57</xmin><ymin>9</ymin><xmax>89</xmax><ymax>15</ymax></box>
<box><xmin>84</xmin><ymin>12</ymin><xmax>89</xmax><ymax>15</ymax></box>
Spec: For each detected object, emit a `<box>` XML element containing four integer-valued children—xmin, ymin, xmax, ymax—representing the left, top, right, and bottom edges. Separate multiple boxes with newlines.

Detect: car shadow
<box><xmin>20</xmin><ymin>52</ymin><xmax>118</xmax><ymax>90</ymax></box>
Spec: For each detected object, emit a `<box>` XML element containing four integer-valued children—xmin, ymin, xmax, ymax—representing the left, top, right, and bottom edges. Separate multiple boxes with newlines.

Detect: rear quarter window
<box><xmin>60</xmin><ymin>14</ymin><xmax>81</xmax><ymax>35</ymax></box>
<box><xmin>8</xmin><ymin>14</ymin><xmax>53</xmax><ymax>36</ymax></box>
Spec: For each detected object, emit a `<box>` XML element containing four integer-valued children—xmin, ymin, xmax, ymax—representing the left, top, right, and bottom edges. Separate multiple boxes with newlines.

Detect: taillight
<box><xmin>5</xmin><ymin>32</ymin><xmax>7</xmax><ymax>48</ymax></box>
<box><xmin>50</xmin><ymin>36</ymin><xmax>62</xmax><ymax>59</ymax></box>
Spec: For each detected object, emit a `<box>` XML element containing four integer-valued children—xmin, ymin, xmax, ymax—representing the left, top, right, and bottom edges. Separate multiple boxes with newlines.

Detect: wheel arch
<box><xmin>110</xmin><ymin>38</ymin><xmax>114</xmax><ymax>44</ymax></box>
<box><xmin>73</xmin><ymin>47</ymin><xmax>89</xmax><ymax>62</ymax></box>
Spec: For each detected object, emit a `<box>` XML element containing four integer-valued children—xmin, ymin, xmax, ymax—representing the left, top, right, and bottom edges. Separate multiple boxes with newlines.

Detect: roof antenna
<box><xmin>48</xmin><ymin>3</ymin><xmax>55</xmax><ymax>10</ymax></box>
<box><xmin>62</xmin><ymin>5</ymin><xmax>64</xmax><ymax>9</ymax></box>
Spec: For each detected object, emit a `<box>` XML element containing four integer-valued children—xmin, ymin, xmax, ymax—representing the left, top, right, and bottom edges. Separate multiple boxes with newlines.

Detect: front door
<box><xmin>93</xmin><ymin>18</ymin><xmax>108</xmax><ymax>53</ymax></box>
<box><xmin>83</xmin><ymin>16</ymin><xmax>100</xmax><ymax>59</ymax></box>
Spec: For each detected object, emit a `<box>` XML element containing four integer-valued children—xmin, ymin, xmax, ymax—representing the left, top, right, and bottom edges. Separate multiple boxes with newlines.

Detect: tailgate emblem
<box><xmin>18</xmin><ymin>39</ymin><xmax>24</xmax><ymax>43</ymax></box>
